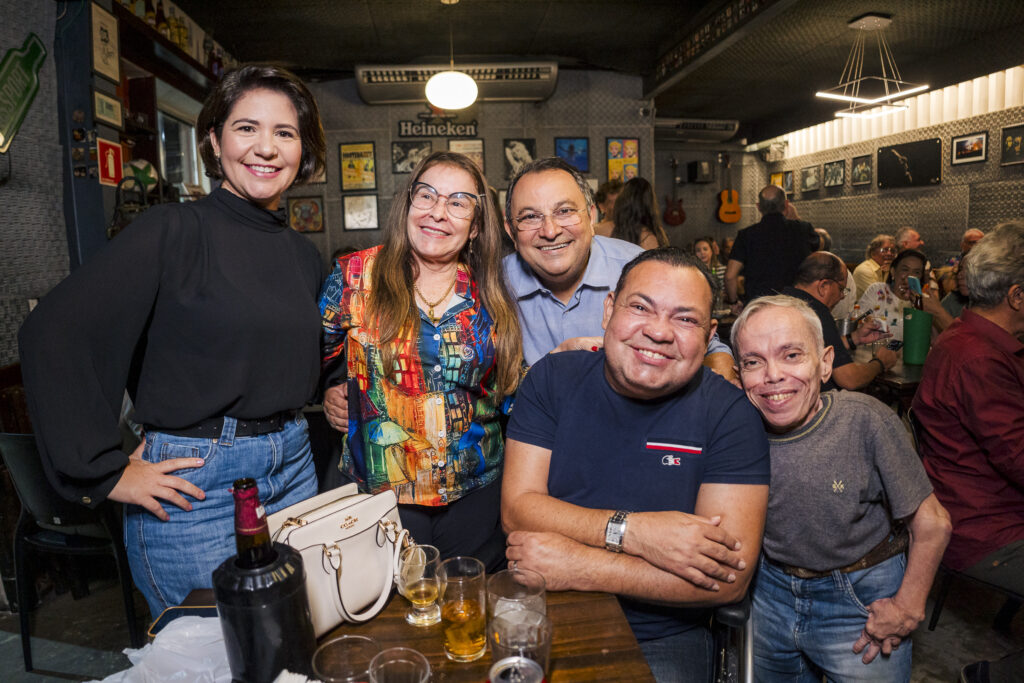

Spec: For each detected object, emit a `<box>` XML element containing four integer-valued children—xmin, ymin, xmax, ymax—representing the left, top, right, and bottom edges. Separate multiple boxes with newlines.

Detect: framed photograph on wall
<box><xmin>823</xmin><ymin>160</ymin><xmax>844</xmax><ymax>188</ymax></box>
<box><xmin>448</xmin><ymin>139</ymin><xmax>484</xmax><ymax>172</ymax></box>
<box><xmin>91</xmin><ymin>3</ymin><xmax>120</xmax><ymax>84</ymax></box>
<box><xmin>951</xmin><ymin>131</ymin><xmax>987</xmax><ymax>165</ymax></box>
<box><xmin>392</xmin><ymin>140</ymin><xmax>432</xmax><ymax>174</ymax></box>
<box><xmin>769</xmin><ymin>172</ymin><xmax>784</xmax><ymax>188</ymax></box>
<box><xmin>93</xmin><ymin>90</ymin><xmax>123</xmax><ymax>129</ymax></box>
<box><xmin>606</xmin><ymin>137</ymin><xmax>639</xmax><ymax>182</ymax></box>
<box><xmin>340</xmin><ymin>142</ymin><xmax>376</xmax><ymax>191</ymax></box>
<box><xmin>851</xmin><ymin>155</ymin><xmax>872</xmax><ymax>185</ymax></box>
<box><xmin>555</xmin><ymin>137</ymin><xmax>589</xmax><ymax>173</ymax></box>
<box><xmin>877</xmin><ymin>138</ymin><xmax>941</xmax><ymax>188</ymax></box>
<box><xmin>504</xmin><ymin>138</ymin><xmax>536</xmax><ymax>180</ymax></box>
<box><xmin>800</xmin><ymin>165</ymin><xmax>820</xmax><ymax>192</ymax></box>
<box><xmin>343</xmin><ymin>194</ymin><xmax>379</xmax><ymax>230</ymax></box>
<box><xmin>999</xmin><ymin>124</ymin><xmax>1024</xmax><ymax>166</ymax></box>
<box><xmin>783</xmin><ymin>171</ymin><xmax>793</xmax><ymax>194</ymax></box>
<box><xmin>287</xmin><ymin>196</ymin><xmax>325</xmax><ymax>233</ymax></box>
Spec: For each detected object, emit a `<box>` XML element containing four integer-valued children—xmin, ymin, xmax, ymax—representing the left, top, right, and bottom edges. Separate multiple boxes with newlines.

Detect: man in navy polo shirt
<box><xmin>502</xmin><ymin>248</ymin><xmax>770</xmax><ymax>683</ymax></box>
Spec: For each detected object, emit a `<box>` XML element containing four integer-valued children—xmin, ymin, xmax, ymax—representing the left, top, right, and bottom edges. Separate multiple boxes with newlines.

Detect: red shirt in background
<box><xmin>912</xmin><ymin>309</ymin><xmax>1024</xmax><ymax>570</ymax></box>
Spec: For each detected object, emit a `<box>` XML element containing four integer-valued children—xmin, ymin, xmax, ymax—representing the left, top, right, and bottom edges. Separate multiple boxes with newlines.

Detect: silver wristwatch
<box><xmin>604</xmin><ymin>510</ymin><xmax>631</xmax><ymax>553</ymax></box>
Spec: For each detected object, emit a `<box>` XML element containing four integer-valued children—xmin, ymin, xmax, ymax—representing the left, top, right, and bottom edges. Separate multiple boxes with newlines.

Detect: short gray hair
<box><xmin>894</xmin><ymin>226</ymin><xmax>917</xmax><ymax>247</ymax></box>
<box><xmin>505</xmin><ymin>157</ymin><xmax>595</xmax><ymax>225</ymax></box>
<box><xmin>865</xmin><ymin>234</ymin><xmax>895</xmax><ymax>259</ymax></box>
<box><xmin>731</xmin><ymin>295</ymin><xmax>824</xmax><ymax>354</ymax></box>
<box><xmin>964</xmin><ymin>221</ymin><xmax>1024</xmax><ymax>308</ymax></box>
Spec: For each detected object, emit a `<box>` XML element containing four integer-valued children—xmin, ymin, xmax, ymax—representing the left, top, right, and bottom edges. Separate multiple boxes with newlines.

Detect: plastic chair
<box><xmin>713</xmin><ymin>595</ymin><xmax>753</xmax><ymax>683</ymax></box>
<box><xmin>0</xmin><ymin>432</ymin><xmax>144</xmax><ymax>671</ymax></box>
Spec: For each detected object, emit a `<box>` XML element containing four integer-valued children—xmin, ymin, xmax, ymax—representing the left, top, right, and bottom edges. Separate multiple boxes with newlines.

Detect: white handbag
<box><xmin>269</xmin><ymin>484</ymin><xmax>409</xmax><ymax>637</ymax></box>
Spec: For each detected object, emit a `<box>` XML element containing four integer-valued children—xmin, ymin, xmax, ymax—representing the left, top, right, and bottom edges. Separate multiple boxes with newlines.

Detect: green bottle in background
<box><xmin>0</xmin><ymin>34</ymin><xmax>46</xmax><ymax>155</ymax></box>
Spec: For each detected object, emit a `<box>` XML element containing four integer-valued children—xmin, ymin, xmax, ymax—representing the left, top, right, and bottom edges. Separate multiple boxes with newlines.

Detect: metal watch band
<box><xmin>604</xmin><ymin>509</ymin><xmax>631</xmax><ymax>553</ymax></box>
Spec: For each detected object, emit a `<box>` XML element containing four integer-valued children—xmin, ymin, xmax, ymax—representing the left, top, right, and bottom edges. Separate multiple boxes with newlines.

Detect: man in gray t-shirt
<box><xmin>732</xmin><ymin>295</ymin><xmax>951</xmax><ymax>682</ymax></box>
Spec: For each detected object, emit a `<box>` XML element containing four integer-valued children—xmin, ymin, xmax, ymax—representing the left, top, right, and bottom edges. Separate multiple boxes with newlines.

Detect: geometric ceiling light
<box><xmin>425</xmin><ymin>0</ymin><xmax>478</xmax><ymax>110</ymax></box>
<box><xmin>815</xmin><ymin>13</ymin><xmax>929</xmax><ymax>119</ymax></box>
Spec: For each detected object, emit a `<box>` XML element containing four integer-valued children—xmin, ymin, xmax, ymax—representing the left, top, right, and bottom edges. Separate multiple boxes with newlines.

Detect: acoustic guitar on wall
<box><xmin>662</xmin><ymin>157</ymin><xmax>686</xmax><ymax>226</ymax></box>
<box><xmin>717</xmin><ymin>153</ymin><xmax>741</xmax><ymax>224</ymax></box>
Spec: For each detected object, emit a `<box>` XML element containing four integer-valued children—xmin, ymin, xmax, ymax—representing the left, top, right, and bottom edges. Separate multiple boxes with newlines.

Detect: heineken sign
<box><xmin>398</xmin><ymin>119</ymin><xmax>478</xmax><ymax>138</ymax></box>
<box><xmin>0</xmin><ymin>34</ymin><xmax>46</xmax><ymax>154</ymax></box>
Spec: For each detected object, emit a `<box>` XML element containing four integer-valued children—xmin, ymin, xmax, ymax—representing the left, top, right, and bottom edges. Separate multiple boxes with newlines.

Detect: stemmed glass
<box><xmin>396</xmin><ymin>544</ymin><xmax>442</xmax><ymax>626</ymax></box>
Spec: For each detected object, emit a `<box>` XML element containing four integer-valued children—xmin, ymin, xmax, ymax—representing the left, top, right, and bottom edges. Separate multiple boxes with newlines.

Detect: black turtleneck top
<box><xmin>18</xmin><ymin>188</ymin><xmax>325</xmax><ymax>506</ymax></box>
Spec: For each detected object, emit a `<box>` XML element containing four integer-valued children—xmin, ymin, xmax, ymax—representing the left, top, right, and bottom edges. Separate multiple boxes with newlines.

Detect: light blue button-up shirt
<box><xmin>503</xmin><ymin>236</ymin><xmax>731</xmax><ymax>365</ymax></box>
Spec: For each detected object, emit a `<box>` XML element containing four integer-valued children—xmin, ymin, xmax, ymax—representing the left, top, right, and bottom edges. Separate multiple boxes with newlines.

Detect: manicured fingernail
<box><xmin>727</xmin><ymin>573</ymin><xmax>736</xmax><ymax>582</ymax></box>
<box><xmin>738</xmin><ymin>560</ymin><xmax>747</xmax><ymax>570</ymax></box>
<box><xmin>591</xmin><ymin>346</ymin><xmax>599</xmax><ymax>351</ymax></box>
<box><xmin>195</xmin><ymin>459</ymin><xmax>204</xmax><ymax>466</ymax></box>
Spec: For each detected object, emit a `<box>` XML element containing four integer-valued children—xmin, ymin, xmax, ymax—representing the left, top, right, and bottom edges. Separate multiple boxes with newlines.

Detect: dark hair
<box><xmin>595</xmin><ymin>179</ymin><xmax>624</xmax><ymax>205</ymax></box>
<box><xmin>692</xmin><ymin>237</ymin><xmax>720</xmax><ymax>268</ymax></box>
<box><xmin>611</xmin><ymin>177</ymin><xmax>669</xmax><ymax>248</ymax></box>
<box><xmin>614</xmin><ymin>247</ymin><xmax>718</xmax><ymax>310</ymax></box>
<box><xmin>197</xmin><ymin>64</ymin><xmax>326</xmax><ymax>185</ymax></box>
<box><xmin>795</xmin><ymin>251</ymin><xmax>844</xmax><ymax>286</ymax></box>
<box><xmin>505</xmin><ymin>157</ymin><xmax>594</xmax><ymax>225</ymax></box>
<box><xmin>757</xmin><ymin>185</ymin><xmax>787</xmax><ymax>214</ymax></box>
<box><xmin>885</xmin><ymin>248</ymin><xmax>927</xmax><ymax>285</ymax></box>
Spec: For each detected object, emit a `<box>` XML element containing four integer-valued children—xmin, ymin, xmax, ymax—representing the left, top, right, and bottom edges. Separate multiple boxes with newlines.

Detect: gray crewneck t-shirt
<box><xmin>763</xmin><ymin>391</ymin><xmax>932</xmax><ymax>571</ymax></box>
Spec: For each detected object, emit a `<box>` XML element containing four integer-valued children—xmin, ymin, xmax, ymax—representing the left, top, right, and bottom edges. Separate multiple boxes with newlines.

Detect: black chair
<box><xmin>0</xmin><ymin>432</ymin><xmax>144</xmax><ymax>671</ymax></box>
<box><xmin>713</xmin><ymin>596</ymin><xmax>753</xmax><ymax>683</ymax></box>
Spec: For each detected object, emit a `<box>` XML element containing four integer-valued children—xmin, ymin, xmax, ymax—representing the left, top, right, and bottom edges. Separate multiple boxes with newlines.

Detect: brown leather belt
<box><xmin>146</xmin><ymin>410</ymin><xmax>295</xmax><ymax>439</ymax></box>
<box><xmin>765</xmin><ymin>526</ymin><xmax>908</xmax><ymax>580</ymax></box>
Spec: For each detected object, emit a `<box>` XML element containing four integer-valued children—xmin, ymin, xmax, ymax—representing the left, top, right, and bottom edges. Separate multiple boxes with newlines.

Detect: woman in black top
<box><xmin>18</xmin><ymin>65</ymin><xmax>327</xmax><ymax>616</ymax></box>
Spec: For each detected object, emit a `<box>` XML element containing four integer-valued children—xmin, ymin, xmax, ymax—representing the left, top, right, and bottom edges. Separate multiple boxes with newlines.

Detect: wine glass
<box><xmin>397</xmin><ymin>544</ymin><xmax>442</xmax><ymax>626</ymax></box>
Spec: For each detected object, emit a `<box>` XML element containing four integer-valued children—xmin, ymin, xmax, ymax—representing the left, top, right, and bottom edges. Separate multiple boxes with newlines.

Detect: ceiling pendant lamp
<box><xmin>815</xmin><ymin>13</ymin><xmax>928</xmax><ymax>119</ymax></box>
<box><xmin>425</xmin><ymin>0</ymin><xmax>478</xmax><ymax>110</ymax></box>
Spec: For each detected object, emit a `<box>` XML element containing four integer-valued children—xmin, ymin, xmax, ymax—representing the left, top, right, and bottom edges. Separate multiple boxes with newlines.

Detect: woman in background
<box><xmin>694</xmin><ymin>236</ymin><xmax>726</xmax><ymax>308</ymax></box>
<box><xmin>319</xmin><ymin>151</ymin><xmax>522</xmax><ymax>571</ymax></box>
<box><xmin>611</xmin><ymin>177</ymin><xmax>669</xmax><ymax>249</ymax></box>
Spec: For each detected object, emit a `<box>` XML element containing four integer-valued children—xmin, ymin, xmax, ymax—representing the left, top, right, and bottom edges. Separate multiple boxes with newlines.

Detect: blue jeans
<box><xmin>640</xmin><ymin>626</ymin><xmax>712</xmax><ymax>683</ymax></box>
<box><xmin>124</xmin><ymin>414</ymin><xmax>317</xmax><ymax>617</ymax></box>
<box><xmin>753</xmin><ymin>553</ymin><xmax>912</xmax><ymax>682</ymax></box>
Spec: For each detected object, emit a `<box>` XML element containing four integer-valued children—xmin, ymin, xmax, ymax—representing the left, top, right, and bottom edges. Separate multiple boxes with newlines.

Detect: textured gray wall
<box><xmin>759</xmin><ymin>106</ymin><xmax>1024</xmax><ymax>264</ymax></box>
<box><xmin>0</xmin><ymin>1</ymin><xmax>67</xmax><ymax>366</ymax></box>
<box><xmin>287</xmin><ymin>70</ymin><xmax>655</xmax><ymax>263</ymax></box>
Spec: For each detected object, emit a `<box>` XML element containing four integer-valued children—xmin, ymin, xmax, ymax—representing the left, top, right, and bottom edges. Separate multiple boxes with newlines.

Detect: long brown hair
<box><xmin>368</xmin><ymin>151</ymin><xmax>523</xmax><ymax>397</ymax></box>
<box><xmin>611</xmin><ymin>177</ymin><xmax>669</xmax><ymax>248</ymax></box>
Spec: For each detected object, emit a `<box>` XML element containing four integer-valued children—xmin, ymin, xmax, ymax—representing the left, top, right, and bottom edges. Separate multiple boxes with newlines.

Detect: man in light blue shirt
<box><xmin>502</xmin><ymin>157</ymin><xmax>735</xmax><ymax>378</ymax></box>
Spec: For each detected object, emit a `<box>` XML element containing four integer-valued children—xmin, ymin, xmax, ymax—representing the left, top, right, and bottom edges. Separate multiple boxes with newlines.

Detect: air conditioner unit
<box><xmin>355</xmin><ymin>62</ymin><xmax>558</xmax><ymax>105</ymax></box>
<box><xmin>654</xmin><ymin>118</ymin><xmax>739</xmax><ymax>142</ymax></box>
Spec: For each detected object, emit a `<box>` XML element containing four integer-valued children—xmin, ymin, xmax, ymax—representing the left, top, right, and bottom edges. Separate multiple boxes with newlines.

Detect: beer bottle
<box><xmin>156</xmin><ymin>1</ymin><xmax>170</xmax><ymax>39</ymax></box>
<box><xmin>144</xmin><ymin>0</ymin><xmax>156</xmax><ymax>27</ymax></box>
<box><xmin>232</xmin><ymin>478</ymin><xmax>276</xmax><ymax>568</ymax></box>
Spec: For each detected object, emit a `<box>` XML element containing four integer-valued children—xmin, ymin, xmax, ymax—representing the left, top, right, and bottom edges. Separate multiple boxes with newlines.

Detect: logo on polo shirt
<box><xmin>647</xmin><ymin>440</ymin><xmax>702</xmax><ymax>466</ymax></box>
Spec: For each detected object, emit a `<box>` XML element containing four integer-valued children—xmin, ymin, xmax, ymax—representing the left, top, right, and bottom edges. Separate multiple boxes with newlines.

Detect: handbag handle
<box><xmin>335</xmin><ymin>526</ymin><xmax>409</xmax><ymax>623</ymax></box>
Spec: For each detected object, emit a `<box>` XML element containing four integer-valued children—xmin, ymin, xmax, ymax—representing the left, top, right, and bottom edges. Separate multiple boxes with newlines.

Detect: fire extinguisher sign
<box><xmin>96</xmin><ymin>137</ymin><xmax>123</xmax><ymax>187</ymax></box>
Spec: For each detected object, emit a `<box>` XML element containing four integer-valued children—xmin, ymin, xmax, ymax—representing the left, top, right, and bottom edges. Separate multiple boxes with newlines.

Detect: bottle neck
<box><xmin>233</xmin><ymin>485</ymin><xmax>276</xmax><ymax>569</ymax></box>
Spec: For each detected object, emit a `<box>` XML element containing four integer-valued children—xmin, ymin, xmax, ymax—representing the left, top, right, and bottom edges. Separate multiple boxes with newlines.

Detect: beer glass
<box><xmin>397</xmin><ymin>544</ymin><xmax>442</xmax><ymax>626</ymax></box>
<box><xmin>486</xmin><ymin>567</ymin><xmax>546</xmax><ymax>619</ymax></box>
<box><xmin>488</xmin><ymin>608</ymin><xmax>552</xmax><ymax>676</ymax></box>
<box><xmin>439</xmin><ymin>556</ymin><xmax>487</xmax><ymax>662</ymax></box>
<box><xmin>368</xmin><ymin>647</ymin><xmax>430</xmax><ymax>683</ymax></box>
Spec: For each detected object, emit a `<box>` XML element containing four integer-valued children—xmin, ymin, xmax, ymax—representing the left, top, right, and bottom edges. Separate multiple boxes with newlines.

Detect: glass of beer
<box><xmin>487</xmin><ymin>567</ymin><xmax>546</xmax><ymax>619</ymax></box>
<box><xmin>439</xmin><ymin>556</ymin><xmax>487</xmax><ymax>662</ymax></box>
<box><xmin>397</xmin><ymin>544</ymin><xmax>442</xmax><ymax>626</ymax></box>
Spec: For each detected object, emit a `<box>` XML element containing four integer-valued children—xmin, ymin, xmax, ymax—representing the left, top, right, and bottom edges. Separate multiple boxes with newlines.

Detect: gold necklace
<box><xmin>413</xmin><ymin>269</ymin><xmax>458</xmax><ymax>324</ymax></box>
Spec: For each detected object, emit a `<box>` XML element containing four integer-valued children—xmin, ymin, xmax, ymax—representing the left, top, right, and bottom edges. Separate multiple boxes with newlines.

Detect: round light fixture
<box><xmin>425</xmin><ymin>70</ymin><xmax>478</xmax><ymax>110</ymax></box>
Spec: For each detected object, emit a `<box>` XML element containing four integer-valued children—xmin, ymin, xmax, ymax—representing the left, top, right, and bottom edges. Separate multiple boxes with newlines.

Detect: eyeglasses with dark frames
<box><xmin>409</xmin><ymin>182</ymin><xmax>480</xmax><ymax>220</ymax></box>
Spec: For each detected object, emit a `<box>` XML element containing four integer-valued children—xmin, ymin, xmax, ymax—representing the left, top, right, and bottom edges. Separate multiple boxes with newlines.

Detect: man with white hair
<box><xmin>731</xmin><ymin>295</ymin><xmax>950</xmax><ymax>682</ymax></box>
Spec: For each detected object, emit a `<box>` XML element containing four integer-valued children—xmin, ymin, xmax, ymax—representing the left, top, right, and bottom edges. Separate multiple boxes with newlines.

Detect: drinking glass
<box><xmin>488</xmin><ymin>608</ymin><xmax>552</xmax><ymax>676</ymax></box>
<box><xmin>486</xmin><ymin>568</ymin><xmax>546</xmax><ymax>619</ymax></box>
<box><xmin>312</xmin><ymin>635</ymin><xmax>381</xmax><ymax>683</ymax></box>
<box><xmin>438</xmin><ymin>556</ymin><xmax>487</xmax><ymax>662</ymax></box>
<box><xmin>368</xmin><ymin>647</ymin><xmax>430</xmax><ymax>683</ymax></box>
<box><xmin>397</xmin><ymin>544</ymin><xmax>442</xmax><ymax>626</ymax></box>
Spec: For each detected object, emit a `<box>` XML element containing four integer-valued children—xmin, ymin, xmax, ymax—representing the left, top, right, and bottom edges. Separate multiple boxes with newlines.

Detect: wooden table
<box><xmin>853</xmin><ymin>347</ymin><xmax>924</xmax><ymax>414</ymax></box>
<box><xmin>186</xmin><ymin>589</ymin><xmax>654</xmax><ymax>682</ymax></box>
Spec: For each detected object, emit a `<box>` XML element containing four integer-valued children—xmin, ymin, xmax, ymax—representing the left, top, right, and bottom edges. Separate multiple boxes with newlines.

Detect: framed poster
<box><xmin>555</xmin><ymin>137</ymin><xmax>589</xmax><ymax>173</ymax></box>
<box><xmin>851</xmin><ymin>155</ymin><xmax>872</xmax><ymax>186</ymax></box>
<box><xmin>287</xmin><ymin>196</ymin><xmax>324</xmax><ymax>233</ymax></box>
<box><xmin>448</xmin><ymin>138</ymin><xmax>484</xmax><ymax>172</ymax></box>
<box><xmin>951</xmin><ymin>131</ymin><xmax>987</xmax><ymax>165</ymax></box>
<box><xmin>343</xmin><ymin>194</ymin><xmax>379</xmax><ymax>230</ymax></box>
<box><xmin>800</xmin><ymin>165</ymin><xmax>820</xmax><ymax>192</ymax></box>
<box><xmin>340</xmin><ymin>142</ymin><xmax>376</xmax><ymax>191</ymax></box>
<box><xmin>823</xmin><ymin>160</ymin><xmax>844</xmax><ymax>188</ymax></box>
<box><xmin>504</xmin><ymin>138</ymin><xmax>535</xmax><ymax>180</ymax></box>
<box><xmin>91</xmin><ymin>3</ymin><xmax>120</xmax><ymax>84</ymax></box>
<box><xmin>93</xmin><ymin>90</ymin><xmax>122</xmax><ymax>129</ymax></box>
<box><xmin>783</xmin><ymin>170</ymin><xmax>793</xmax><ymax>194</ymax></box>
<box><xmin>392</xmin><ymin>140</ymin><xmax>431</xmax><ymax>174</ymax></box>
<box><xmin>606</xmin><ymin>137</ymin><xmax>639</xmax><ymax>182</ymax></box>
<box><xmin>999</xmin><ymin>124</ymin><xmax>1024</xmax><ymax>166</ymax></box>
<box><xmin>769</xmin><ymin>172</ymin><xmax>784</xmax><ymax>188</ymax></box>
<box><xmin>877</xmin><ymin>138</ymin><xmax>941</xmax><ymax>188</ymax></box>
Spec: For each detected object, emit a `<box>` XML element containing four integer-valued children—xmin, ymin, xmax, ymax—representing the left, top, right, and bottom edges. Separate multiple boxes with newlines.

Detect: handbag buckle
<box><xmin>324</xmin><ymin>543</ymin><xmax>342</xmax><ymax>570</ymax></box>
<box><xmin>379</xmin><ymin>519</ymin><xmax>402</xmax><ymax>544</ymax></box>
<box><xmin>272</xmin><ymin>516</ymin><xmax>307</xmax><ymax>541</ymax></box>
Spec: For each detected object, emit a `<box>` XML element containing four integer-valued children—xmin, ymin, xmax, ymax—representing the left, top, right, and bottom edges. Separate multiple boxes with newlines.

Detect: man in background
<box><xmin>853</xmin><ymin>234</ymin><xmax>896</xmax><ymax>299</ymax></box>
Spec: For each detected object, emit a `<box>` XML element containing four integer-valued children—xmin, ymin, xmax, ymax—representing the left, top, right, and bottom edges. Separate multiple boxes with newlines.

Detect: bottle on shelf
<box><xmin>156</xmin><ymin>0</ymin><xmax>169</xmax><ymax>39</ymax></box>
<box><xmin>144</xmin><ymin>0</ymin><xmax>156</xmax><ymax>27</ymax></box>
<box><xmin>212</xmin><ymin>478</ymin><xmax>316</xmax><ymax>683</ymax></box>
